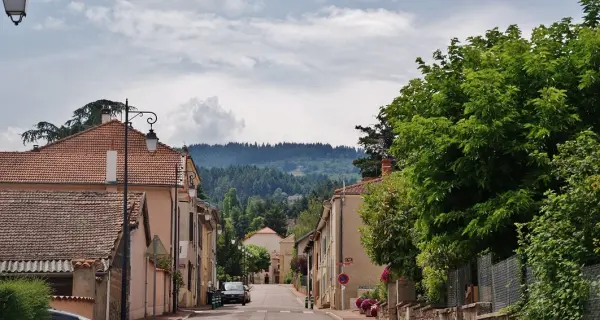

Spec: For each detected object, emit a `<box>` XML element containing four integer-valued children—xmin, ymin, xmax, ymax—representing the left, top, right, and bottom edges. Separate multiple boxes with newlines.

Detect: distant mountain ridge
<box><xmin>188</xmin><ymin>142</ymin><xmax>364</xmax><ymax>180</ymax></box>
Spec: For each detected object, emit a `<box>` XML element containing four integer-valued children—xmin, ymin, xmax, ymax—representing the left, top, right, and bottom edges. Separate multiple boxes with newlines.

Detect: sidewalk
<box><xmin>135</xmin><ymin>310</ymin><xmax>193</xmax><ymax>320</ymax></box>
<box><xmin>325</xmin><ymin>309</ymin><xmax>366</xmax><ymax>320</ymax></box>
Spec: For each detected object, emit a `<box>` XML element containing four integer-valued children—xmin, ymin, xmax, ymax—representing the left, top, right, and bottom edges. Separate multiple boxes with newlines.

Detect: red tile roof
<box><xmin>333</xmin><ymin>178</ymin><xmax>382</xmax><ymax>195</ymax></box>
<box><xmin>36</xmin><ymin>120</ymin><xmax>178</xmax><ymax>155</ymax></box>
<box><xmin>0</xmin><ymin>190</ymin><xmax>145</xmax><ymax>265</ymax></box>
<box><xmin>0</xmin><ymin>152</ymin><xmax>182</xmax><ymax>186</ymax></box>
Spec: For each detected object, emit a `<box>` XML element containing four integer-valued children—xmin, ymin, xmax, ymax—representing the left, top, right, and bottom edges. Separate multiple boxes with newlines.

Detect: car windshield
<box><xmin>224</xmin><ymin>283</ymin><xmax>244</xmax><ymax>291</ymax></box>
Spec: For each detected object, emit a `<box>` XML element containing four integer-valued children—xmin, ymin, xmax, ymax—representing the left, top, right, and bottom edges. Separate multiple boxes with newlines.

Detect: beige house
<box><xmin>196</xmin><ymin>200</ymin><xmax>219</xmax><ymax>305</ymax></box>
<box><xmin>244</xmin><ymin>227</ymin><xmax>282</xmax><ymax>284</ymax></box>
<box><xmin>0</xmin><ymin>118</ymin><xmax>203</xmax><ymax>317</ymax></box>
<box><xmin>0</xmin><ymin>190</ymin><xmax>160</xmax><ymax>320</ymax></box>
<box><xmin>279</xmin><ymin>234</ymin><xmax>295</xmax><ymax>283</ymax></box>
<box><xmin>307</xmin><ymin>159</ymin><xmax>392</xmax><ymax>310</ymax></box>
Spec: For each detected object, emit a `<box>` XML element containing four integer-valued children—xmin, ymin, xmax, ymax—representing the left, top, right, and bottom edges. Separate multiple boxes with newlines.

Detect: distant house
<box><xmin>306</xmin><ymin>159</ymin><xmax>393</xmax><ymax>310</ymax></box>
<box><xmin>0</xmin><ymin>190</ymin><xmax>155</xmax><ymax>320</ymax></box>
<box><xmin>279</xmin><ymin>234</ymin><xmax>295</xmax><ymax>283</ymax></box>
<box><xmin>244</xmin><ymin>227</ymin><xmax>282</xmax><ymax>284</ymax></box>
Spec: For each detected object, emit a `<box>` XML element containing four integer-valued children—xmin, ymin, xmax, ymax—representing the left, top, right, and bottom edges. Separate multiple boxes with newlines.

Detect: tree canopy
<box><xmin>357</xmin><ymin>0</ymin><xmax>600</xmax><ymax>311</ymax></box>
<box><xmin>21</xmin><ymin>100</ymin><xmax>132</xmax><ymax>145</ymax></box>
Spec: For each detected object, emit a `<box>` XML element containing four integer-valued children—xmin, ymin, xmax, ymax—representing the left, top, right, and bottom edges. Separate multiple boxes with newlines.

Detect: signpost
<box><xmin>338</xmin><ymin>273</ymin><xmax>350</xmax><ymax>286</ymax></box>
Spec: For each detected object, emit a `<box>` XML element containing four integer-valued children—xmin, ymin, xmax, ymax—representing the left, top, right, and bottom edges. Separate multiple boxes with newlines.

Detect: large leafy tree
<box><xmin>246</xmin><ymin>244</ymin><xmax>271</xmax><ymax>273</ymax></box>
<box><xmin>369</xmin><ymin>1</ymin><xmax>600</xmax><ymax>301</ymax></box>
<box><xmin>353</xmin><ymin>107</ymin><xmax>395</xmax><ymax>178</ymax></box>
<box><xmin>21</xmin><ymin>100</ymin><xmax>132</xmax><ymax>145</ymax></box>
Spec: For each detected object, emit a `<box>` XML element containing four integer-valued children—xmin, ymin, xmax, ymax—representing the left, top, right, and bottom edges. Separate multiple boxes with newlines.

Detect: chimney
<box><xmin>71</xmin><ymin>259</ymin><xmax>97</xmax><ymax>298</ymax></box>
<box><xmin>106</xmin><ymin>151</ymin><xmax>117</xmax><ymax>184</ymax></box>
<box><xmin>101</xmin><ymin>107</ymin><xmax>111</xmax><ymax>124</ymax></box>
<box><xmin>32</xmin><ymin>145</ymin><xmax>39</xmax><ymax>152</ymax></box>
<box><xmin>381</xmin><ymin>158</ymin><xmax>393</xmax><ymax>176</ymax></box>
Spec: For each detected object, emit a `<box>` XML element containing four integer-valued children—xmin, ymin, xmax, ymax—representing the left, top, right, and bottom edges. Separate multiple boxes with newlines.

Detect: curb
<box><xmin>325</xmin><ymin>311</ymin><xmax>344</xmax><ymax>320</ymax></box>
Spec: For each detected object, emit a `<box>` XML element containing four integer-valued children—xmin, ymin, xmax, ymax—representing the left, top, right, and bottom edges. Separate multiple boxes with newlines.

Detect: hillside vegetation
<box><xmin>189</xmin><ymin>142</ymin><xmax>363</xmax><ymax>181</ymax></box>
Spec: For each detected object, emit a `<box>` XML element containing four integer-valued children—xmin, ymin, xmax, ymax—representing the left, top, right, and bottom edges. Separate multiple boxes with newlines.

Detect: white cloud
<box><xmin>0</xmin><ymin>127</ymin><xmax>29</xmax><ymax>151</ymax></box>
<box><xmin>163</xmin><ymin>96</ymin><xmax>246</xmax><ymax>145</ymax></box>
<box><xmin>32</xmin><ymin>17</ymin><xmax>67</xmax><ymax>30</ymax></box>
<box><xmin>66</xmin><ymin>1</ymin><xmax>85</xmax><ymax>14</ymax></box>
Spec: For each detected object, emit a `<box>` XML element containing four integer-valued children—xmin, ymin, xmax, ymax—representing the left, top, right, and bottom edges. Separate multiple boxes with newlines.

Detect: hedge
<box><xmin>0</xmin><ymin>278</ymin><xmax>51</xmax><ymax>320</ymax></box>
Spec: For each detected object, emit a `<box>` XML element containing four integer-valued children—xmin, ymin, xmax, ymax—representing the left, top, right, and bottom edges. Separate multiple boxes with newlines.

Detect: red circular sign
<box><xmin>337</xmin><ymin>273</ymin><xmax>350</xmax><ymax>285</ymax></box>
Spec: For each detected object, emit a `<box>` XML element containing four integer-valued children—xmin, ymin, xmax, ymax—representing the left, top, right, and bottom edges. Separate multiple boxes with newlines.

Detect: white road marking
<box><xmin>280</xmin><ymin>310</ymin><xmax>290</xmax><ymax>313</ymax></box>
<box><xmin>303</xmin><ymin>311</ymin><xmax>314</xmax><ymax>314</ymax></box>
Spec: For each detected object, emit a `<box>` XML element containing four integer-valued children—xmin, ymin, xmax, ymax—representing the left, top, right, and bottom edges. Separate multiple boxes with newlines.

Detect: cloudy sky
<box><xmin>0</xmin><ymin>0</ymin><xmax>584</xmax><ymax>150</ymax></box>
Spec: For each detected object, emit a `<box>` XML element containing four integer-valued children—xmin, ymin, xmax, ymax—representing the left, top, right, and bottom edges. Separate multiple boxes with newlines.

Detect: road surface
<box><xmin>189</xmin><ymin>284</ymin><xmax>330</xmax><ymax>319</ymax></box>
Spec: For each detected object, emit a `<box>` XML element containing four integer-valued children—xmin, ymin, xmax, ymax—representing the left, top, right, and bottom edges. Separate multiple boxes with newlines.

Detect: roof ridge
<box><xmin>36</xmin><ymin>120</ymin><xmax>182</xmax><ymax>155</ymax></box>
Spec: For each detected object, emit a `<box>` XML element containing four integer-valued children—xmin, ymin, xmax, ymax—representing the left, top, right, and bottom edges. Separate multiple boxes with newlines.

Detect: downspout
<box><xmin>169</xmin><ymin>173</ymin><xmax>174</xmax><ymax>312</ymax></box>
<box><xmin>144</xmin><ymin>255</ymin><xmax>148</xmax><ymax>319</ymax></box>
<box><xmin>105</xmin><ymin>270</ymin><xmax>111</xmax><ymax>320</ymax></box>
<box><xmin>338</xmin><ymin>181</ymin><xmax>345</xmax><ymax>310</ymax></box>
<box><xmin>172</xmin><ymin>164</ymin><xmax>179</xmax><ymax>313</ymax></box>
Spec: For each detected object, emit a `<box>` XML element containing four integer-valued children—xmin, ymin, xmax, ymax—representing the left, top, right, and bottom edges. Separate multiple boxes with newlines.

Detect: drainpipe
<box><xmin>105</xmin><ymin>271</ymin><xmax>111</xmax><ymax>320</ymax></box>
<box><xmin>144</xmin><ymin>256</ymin><xmax>148</xmax><ymax>319</ymax></box>
<box><xmin>338</xmin><ymin>181</ymin><xmax>345</xmax><ymax>310</ymax></box>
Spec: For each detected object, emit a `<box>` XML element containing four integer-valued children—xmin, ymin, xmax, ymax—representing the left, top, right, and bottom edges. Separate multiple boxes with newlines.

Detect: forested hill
<box><xmin>189</xmin><ymin>142</ymin><xmax>363</xmax><ymax>180</ymax></box>
<box><xmin>197</xmin><ymin>165</ymin><xmax>339</xmax><ymax>209</ymax></box>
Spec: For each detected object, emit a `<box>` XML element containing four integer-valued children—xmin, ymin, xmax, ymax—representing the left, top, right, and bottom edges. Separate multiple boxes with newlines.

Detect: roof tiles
<box><xmin>333</xmin><ymin>178</ymin><xmax>382</xmax><ymax>195</ymax></box>
<box><xmin>0</xmin><ymin>190</ymin><xmax>144</xmax><ymax>265</ymax></box>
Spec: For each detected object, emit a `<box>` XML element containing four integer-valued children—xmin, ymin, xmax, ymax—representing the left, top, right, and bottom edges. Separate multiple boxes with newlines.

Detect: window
<box><xmin>188</xmin><ymin>261</ymin><xmax>192</xmax><ymax>291</ymax></box>
<box><xmin>198</xmin><ymin>220</ymin><xmax>203</xmax><ymax>248</ymax></box>
<box><xmin>189</xmin><ymin>212</ymin><xmax>194</xmax><ymax>242</ymax></box>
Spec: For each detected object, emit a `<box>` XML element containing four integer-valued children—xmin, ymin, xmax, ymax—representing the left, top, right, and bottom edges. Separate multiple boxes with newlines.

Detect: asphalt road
<box><xmin>189</xmin><ymin>284</ymin><xmax>330</xmax><ymax>320</ymax></box>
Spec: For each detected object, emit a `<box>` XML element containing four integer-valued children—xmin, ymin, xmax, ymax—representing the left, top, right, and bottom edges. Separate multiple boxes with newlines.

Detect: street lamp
<box><xmin>115</xmin><ymin>99</ymin><xmax>159</xmax><ymax>320</ymax></box>
<box><xmin>187</xmin><ymin>172</ymin><xmax>197</xmax><ymax>198</ymax></box>
<box><xmin>3</xmin><ymin>0</ymin><xmax>27</xmax><ymax>25</ymax></box>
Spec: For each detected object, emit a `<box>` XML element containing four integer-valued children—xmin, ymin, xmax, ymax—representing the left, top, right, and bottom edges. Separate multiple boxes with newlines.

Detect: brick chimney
<box><xmin>101</xmin><ymin>107</ymin><xmax>111</xmax><ymax>124</ymax></box>
<box><xmin>381</xmin><ymin>158</ymin><xmax>393</xmax><ymax>176</ymax></box>
<box><xmin>71</xmin><ymin>259</ymin><xmax>97</xmax><ymax>298</ymax></box>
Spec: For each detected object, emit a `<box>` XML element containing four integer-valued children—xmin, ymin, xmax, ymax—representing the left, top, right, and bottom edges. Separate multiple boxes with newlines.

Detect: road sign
<box><xmin>344</xmin><ymin>257</ymin><xmax>354</xmax><ymax>264</ymax></box>
<box><xmin>337</xmin><ymin>273</ymin><xmax>350</xmax><ymax>285</ymax></box>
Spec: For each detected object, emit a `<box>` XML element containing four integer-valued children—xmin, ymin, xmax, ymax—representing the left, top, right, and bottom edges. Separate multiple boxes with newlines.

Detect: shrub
<box><xmin>0</xmin><ymin>278</ymin><xmax>51</xmax><ymax>320</ymax></box>
<box><xmin>283</xmin><ymin>272</ymin><xmax>293</xmax><ymax>284</ymax></box>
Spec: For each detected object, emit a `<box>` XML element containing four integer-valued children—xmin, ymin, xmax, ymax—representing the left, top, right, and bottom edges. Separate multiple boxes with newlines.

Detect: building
<box><xmin>278</xmin><ymin>234</ymin><xmax>295</xmax><ymax>283</ymax></box>
<box><xmin>196</xmin><ymin>200</ymin><xmax>219</xmax><ymax>305</ymax></box>
<box><xmin>0</xmin><ymin>117</ymin><xmax>204</xmax><ymax>316</ymax></box>
<box><xmin>294</xmin><ymin>231</ymin><xmax>313</xmax><ymax>258</ymax></box>
<box><xmin>0</xmin><ymin>190</ymin><xmax>161</xmax><ymax>320</ymax></box>
<box><xmin>243</xmin><ymin>227</ymin><xmax>282</xmax><ymax>284</ymax></box>
<box><xmin>305</xmin><ymin>159</ymin><xmax>393</xmax><ymax>310</ymax></box>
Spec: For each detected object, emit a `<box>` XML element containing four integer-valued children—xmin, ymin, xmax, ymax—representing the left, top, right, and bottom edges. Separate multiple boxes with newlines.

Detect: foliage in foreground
<box><xmin>0</xmin><ymin>278</ymin><xmax>51</xmax><ymax>320</ymax></box>
<box><xmin>517</xmin><ymin>132</ymin><xmax>600</xmax><ymax>319</ymax></box>
<box><xmin>358</xmin><ymin>0</ymin><xmax>600</xmax><ymax>311</ymax></box>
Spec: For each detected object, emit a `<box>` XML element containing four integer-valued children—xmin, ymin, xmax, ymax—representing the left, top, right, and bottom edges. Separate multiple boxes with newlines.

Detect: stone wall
<box><xmin>396</xmin><ymin>301</ymin><xmax>506</xmax><ymax>320</ymax></box>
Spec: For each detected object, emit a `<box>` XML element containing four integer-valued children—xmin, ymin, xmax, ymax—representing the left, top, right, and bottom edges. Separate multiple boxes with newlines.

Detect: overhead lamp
<box><xmin>145</xmin><ymin>129</ymin><xmax>158</xmax><ymax>153</ymax></box>
<box><xmin>3</xmin><ymin>0</ymin><xmax>27</xmax><ymax>26</ymax></box>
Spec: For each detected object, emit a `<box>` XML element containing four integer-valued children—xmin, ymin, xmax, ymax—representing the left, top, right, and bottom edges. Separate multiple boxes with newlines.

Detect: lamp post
<box><xmin>3</xmin><ymin>0</ymin><xmax>27</xmax><ymax>25</ymax></box>
<box><xmin>187</xmin><ymin>171</ymin><xmax>197</xmax><ymax>199</ymax></box>
<box><xmin>118</xmin><ymin>99</ymin><xmax>158</xmax><ymax>320</ymax></box>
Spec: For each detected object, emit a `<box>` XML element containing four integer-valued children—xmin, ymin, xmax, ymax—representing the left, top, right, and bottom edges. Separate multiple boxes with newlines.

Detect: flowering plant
<box><xmin>380</xmin><ymin>266</ymin><xmax>391</xmax><ymax>283</ymax></box>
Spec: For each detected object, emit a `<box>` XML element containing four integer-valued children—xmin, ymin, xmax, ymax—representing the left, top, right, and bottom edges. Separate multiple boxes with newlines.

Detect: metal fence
<box><xmin>448</xmin><ymin>254</ymin><xmax>600</xmax><ymax>316</ymax></box>
<box><xmin>583</xmin><ymin>264</ymin><xmax>600</xmax><ymax>320</ymax></box>
<box><xmin>447</xmin><ymin>262</ymin><xmax>473</xmax><ymax>307</ymax></box>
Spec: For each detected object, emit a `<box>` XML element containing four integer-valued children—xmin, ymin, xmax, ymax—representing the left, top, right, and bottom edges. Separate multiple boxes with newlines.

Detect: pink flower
<box><xmin>380</xmin><ymin>268</ymin><xmax>390</xmax><ymax>283</ymax></box>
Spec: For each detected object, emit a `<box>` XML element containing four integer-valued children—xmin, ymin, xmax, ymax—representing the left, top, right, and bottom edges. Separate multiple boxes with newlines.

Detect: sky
<box><xmin>0</xmin><ymin>0</ymin><xmax>584</xmax><ymax>151</ymax></box>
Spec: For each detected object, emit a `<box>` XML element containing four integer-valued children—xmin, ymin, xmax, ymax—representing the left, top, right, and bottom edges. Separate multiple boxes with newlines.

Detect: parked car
<box><xmin>49</xmin><ymin>309</ymin><xmax>90</xmax><ymax>320</ymax></box>
<box><xmin>222</xmin><ymin>282</ymin><xmax>246</xmax><ymax>305</ymax></box>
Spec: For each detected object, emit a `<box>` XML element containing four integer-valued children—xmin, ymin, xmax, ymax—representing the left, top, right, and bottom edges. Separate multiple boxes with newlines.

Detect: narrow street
<box><xmin>189</xmin><ymin>284</ymin><xmax>330</xmax><ymax>319</ymax></box>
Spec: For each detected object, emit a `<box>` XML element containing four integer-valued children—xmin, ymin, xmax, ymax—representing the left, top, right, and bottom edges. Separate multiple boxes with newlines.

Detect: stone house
<box><xmin>0</xmin><ymin>190</ymin><xmax>158</xmax><ymax>320</ymax></box>
<box><xmin>279</xmin><ymin>234</ymin><xmax>295</xmax><ymax>283</ymax></box>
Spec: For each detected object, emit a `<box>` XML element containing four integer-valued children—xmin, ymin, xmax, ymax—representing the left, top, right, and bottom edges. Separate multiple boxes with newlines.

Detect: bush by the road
<box><xmin>0</xmin><ymin>278</ymin><xmax>51</xmax><ymax>320</ymax></box>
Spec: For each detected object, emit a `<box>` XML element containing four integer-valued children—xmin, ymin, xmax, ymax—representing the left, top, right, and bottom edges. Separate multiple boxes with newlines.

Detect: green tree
<box><xmin>358</xmin><ymin>172</ymin><xmax>420</xmax><ymax>282</ymax></box>
<box><xmin>21</xmin><ymin>100</ymin><xmax>132</xmax><ymax>144</ymax></box>
<box><xmin>353</xmin><ymin>107</ymin><xmax>395</xmax><ymax>178</ymax></box>
<box><xmin>217</xmin><ymin>218</ymin><xmax>242</xmax><ymax>279</ymax></box>
<box><xmin>518</xmin><ymin>131</ymin><xmax>600</xmax><ymax>319</ymax></box>
<box><xmin>369</xmin><ymin>1</ymin><xmax>600</xmax><ymax>301</ymax></box>
<box><xmin>246</xmin><ymin>244</ymin><xmax>271</xmax><ymax>273</ymax></box>
<box><xmin>289</xmin><ymin>197</ymin><xmax>322</xmax><ymax>238</ymax></box>
<box><xmin>249</xmin><ymin>216</ymin><xmax>265</xmax><ymax>232</ymax></box>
